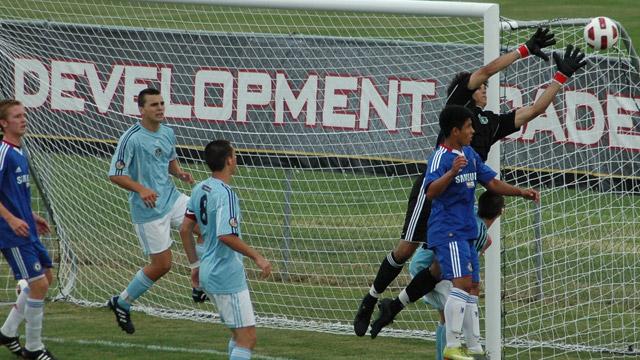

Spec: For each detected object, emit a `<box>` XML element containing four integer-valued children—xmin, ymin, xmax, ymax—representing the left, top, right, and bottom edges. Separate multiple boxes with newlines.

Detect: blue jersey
<box><xmin>186</xmin><ymin>177</ymin><xmax>246</xmax><ymax>294</ymax></box>
<box><xmin>425</xmin><ymin>145</ymin><xmax>496</xmax><ymax>247</ymax></box>
<box><xmin>108</xmin><ymin>123</ymin><xmax>180</xmax><ymax>224</ymax></box>
<box><xmin>0</xmin><ymin>141</ymin><xmax>38</xmax><ymax>248</ymax></box>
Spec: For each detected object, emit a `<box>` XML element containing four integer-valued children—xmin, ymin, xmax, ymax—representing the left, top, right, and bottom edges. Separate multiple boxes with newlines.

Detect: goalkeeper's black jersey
<box><xmin>439</xmin><ymin>73</ymin><xmax>519</xmax><ymax>161</ymax></box>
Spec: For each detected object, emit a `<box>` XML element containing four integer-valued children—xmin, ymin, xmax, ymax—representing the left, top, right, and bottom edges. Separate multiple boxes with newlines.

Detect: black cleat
<box><xmin>22</xmin><ymin>348</ymin><xmax>57</xmax><ymax>360</ymax></box>
<box><xmin>370</xmin><ymin>298</ymin><xmax>398</xmax><ymax>339</ymax></box>
<box><xmin>0</xmin><ymin>331</ymin><xmax>22</xmax><ymax>357</ymax></box>
<box><xmin>192</xmin><ymin>288</ymin><xmax>209</xmax><ymax>303</ymax></box>
<box><xmin>107</xmin><ymin>296</ymin><xmax>135</xmax><ymax>334</ymax></box>
<box><xmin>353</xmin><ymin>294</ymin><xmax>377</xmax><ymax>337</ymax></box>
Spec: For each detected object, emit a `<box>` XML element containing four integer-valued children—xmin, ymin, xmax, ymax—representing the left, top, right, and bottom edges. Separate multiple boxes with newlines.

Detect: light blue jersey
<box><xmin>108</xmin><ymin>123</ymin><xmax>180</xmax><ymax>224</ymax></box>
<box><xmin>475</xmin><ymin>216</ymin><xmax>490</xmax><ymax>252</ymax></box>
<box><xmin>186</xmin><ymin>177</ymin><xmax>246</xmax><ymax>294</ymax></box>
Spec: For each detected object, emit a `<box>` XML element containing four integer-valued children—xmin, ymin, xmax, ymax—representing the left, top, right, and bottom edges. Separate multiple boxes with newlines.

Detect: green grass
<box><xmin>0</xmin><ymin>301</ymin><xmax>434</xmax><ymax>360</ymax></box>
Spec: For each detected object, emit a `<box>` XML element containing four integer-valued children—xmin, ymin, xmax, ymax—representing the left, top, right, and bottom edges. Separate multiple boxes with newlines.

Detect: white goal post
<box><xmin>1</xmin><ymin>0</ymin><xmax>639</xmax><ymax>359</ymax></box>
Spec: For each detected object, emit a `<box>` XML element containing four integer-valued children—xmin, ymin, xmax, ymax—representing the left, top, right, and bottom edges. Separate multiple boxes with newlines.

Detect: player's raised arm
<box><xmin>425</xmin><ymin>155</ymin><xmax>466</xmax><ymax>200</ymax></box>
<box><xmin>467</xmin><ymin>27</ymin><xmax>556</xmax><ymax>90</ymax></box>
<box><xmin>514</xmin><ymin>44</ymin><xmax>587</xmax><ymax>127</ymax></box>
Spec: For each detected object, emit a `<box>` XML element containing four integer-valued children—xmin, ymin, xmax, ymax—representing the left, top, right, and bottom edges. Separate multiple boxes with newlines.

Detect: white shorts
<box><xmin>210</xmin><ymin>289</ymin><xmax>256</xmax><ymax>329</ymax></box>
<box><xmin>423</xmin><ymin>279</ymin><xmax>453</xmax><ymax>310</ymax></box>
<box><xmin>134</xmin><ymin>193</ymin><xmax>189</xmax><ymax>256</ymax></box>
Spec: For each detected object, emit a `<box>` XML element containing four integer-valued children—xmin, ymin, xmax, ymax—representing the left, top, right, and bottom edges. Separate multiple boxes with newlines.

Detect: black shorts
<box><xmin>400</xmin><ymin>173</ymin><xmax>432</xmax><ymax>243</ymax></box>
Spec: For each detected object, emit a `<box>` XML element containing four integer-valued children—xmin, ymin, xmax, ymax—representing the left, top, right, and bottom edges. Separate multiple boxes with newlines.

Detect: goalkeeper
<box><xmin>354</xmin><ymin>28</ymin><xmax>586</xmax><ymax>338</ymax></box>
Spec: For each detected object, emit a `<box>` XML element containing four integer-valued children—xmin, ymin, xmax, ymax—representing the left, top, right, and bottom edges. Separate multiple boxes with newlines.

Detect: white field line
<box><xmin>31</xmin><ymin>336</ymin><xmax>295</xmax><ymax>360</ymax></box>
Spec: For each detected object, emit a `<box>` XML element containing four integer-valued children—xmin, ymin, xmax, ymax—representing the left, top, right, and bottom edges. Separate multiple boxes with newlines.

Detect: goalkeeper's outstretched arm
<box><xmin>514</xmin><ymin>44</ymin><xmax>587</xmax><ymax>127</ymax></box>
<box><xmin>468</xmin><ymin>27</ymin><xmax>556</xmax><ymax>90</ymax></box>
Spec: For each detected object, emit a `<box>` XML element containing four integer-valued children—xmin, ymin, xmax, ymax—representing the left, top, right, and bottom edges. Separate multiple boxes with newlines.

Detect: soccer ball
<box><xmin>584</xmin><ymin>17</ymin><xmax>619</xmax><ymax>50</ymax></box>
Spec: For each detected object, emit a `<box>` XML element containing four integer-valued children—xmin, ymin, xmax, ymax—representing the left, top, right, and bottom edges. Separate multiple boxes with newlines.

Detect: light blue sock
<box><xmin>230</xmin><ymin>346</ymin><xmax>252</xmax><ymax>360</ymax></box>
<box><xmin>118</xmin><ymin>270</ymin><xmax>154</xmax><ymax>310</ymax></box>
<box><xmin>436</xmin><ymin>323</ymin><xmax>446</xmax><ymax>360</ymax></box>
<box><xmin>228</xmin><ymin>338</ymin><xmax>237</xmax><ymax>356</ymax></box>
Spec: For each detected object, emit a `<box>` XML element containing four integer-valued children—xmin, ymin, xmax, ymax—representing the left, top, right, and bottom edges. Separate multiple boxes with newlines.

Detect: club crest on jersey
<box><xmin>229</xmin><ymin>217</ymin><xmax>238</xmax><ymax>228</ymax></box>
<box><xmin>478</xmin><ymin>114</ymin><xmax>489</xmax><ymax>124</ymax></box>
<box><xmin>155</xmin><ymin>148</ymin><xmax>162</xmax><ymax>157</ymax></box>
<box><xmin>115</xmin><ymin>160</ymin><xmax>126</xmax><ymax>170</ymax></box>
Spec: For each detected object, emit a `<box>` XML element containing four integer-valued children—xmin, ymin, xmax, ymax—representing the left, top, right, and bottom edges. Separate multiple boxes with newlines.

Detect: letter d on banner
<box><xmin>14</xmin><ymin>59</ymin><xmax>49</xmax><ymax>108</ymax></box>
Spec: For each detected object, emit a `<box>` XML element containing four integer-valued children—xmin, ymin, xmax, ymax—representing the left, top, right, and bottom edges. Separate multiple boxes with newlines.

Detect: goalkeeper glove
<box><xmin>552</xmin><ymin>44</ymin><xmax>587</xmax><ymax>84</ymax></box>
<box><xmin>518</xmin><ymin>27</ymin><xmax>556</xmax><ymax>61</ymax></box>
<box><xmin>192</xmin><ymin>287</ymin><xmax>209</xmax><ymax>303</ymax></box>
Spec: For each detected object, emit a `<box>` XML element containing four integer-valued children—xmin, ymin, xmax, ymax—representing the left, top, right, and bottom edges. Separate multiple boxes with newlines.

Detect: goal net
<box><xmin>0</xmin><ymin>0</ymin><xmax>638</xmax><ymax>358</ymax></box>
<box><xmin>499</xmin><ymin>19</ymin><xmax>640</xmax><ymax>358</ymax></box>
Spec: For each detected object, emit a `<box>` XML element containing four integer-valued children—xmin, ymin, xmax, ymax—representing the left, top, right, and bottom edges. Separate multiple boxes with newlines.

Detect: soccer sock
<box><xmin>228</xmin><ymin>338</ymin><xmax>237</xmax><ymax>356</ymax></box>
<box><xmin>404</xmin><ymin>267</ymin><xmax>439</xmax><ymax>302</ymax></box>
<box><xmin>1</xmin><ymin>286</ymin><xmax>29</xmax><ymax>337</ymax></box>
<box><xmin>463</xmin><ymin>295</ymin><xmax>482</xmax><ymax>352</ymax></box>
<box><xmin>388</xmin><ymin>289</ymin><xmax>408</xmax><ymax>316</ymax></box>
<box><xmin>444</xmin><ymin>288</ymin><xmax>469</xmax><ymax>348</ymax></box>
<box><xmin>118</xmin><ymin>269</ymin><xmax>155</xmax><ymax>310</ymax></box>
<box><xmin>229</xmin><ymin>346</ymin><xmax>252</xmax><ymax>360</ymax></box>
<box><xmin>435</xmin><ymin>323</ymin><xmax>446</xmax><ymax>360</ymax></box>
<box><xmin>370</xmin><ymin>252</ymin><xmax>405</xmax><ymax>296</ymax></box>
<box><xmin>24</xmin><ymin>298</ymin><xmax>45</xmax><ymax>352</ymax></box>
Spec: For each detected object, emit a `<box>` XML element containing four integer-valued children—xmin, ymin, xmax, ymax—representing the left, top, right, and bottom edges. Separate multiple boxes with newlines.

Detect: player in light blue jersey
<box><xmin>107</xmin><ymin>88</ymin><xmax>195</xmax><ymax>334</ymax></box>
<box><xmin>425</xmin><ymin>106</ymin><xmax>537</xmax><ymax>360</ymax></box>
<box><xmin>180</xmin><ymin>140</ymin><xmax>271</xmax><ymax>360</ymax></box>
<box><xmin>408</xmin><ymin>191</ymin><xmax>504</xmax><ymax>360</ymax></box>
<box><xmin>0</xmin><ymin>100</ymin><xmax>57</xmax><ymax>360</ymax></box>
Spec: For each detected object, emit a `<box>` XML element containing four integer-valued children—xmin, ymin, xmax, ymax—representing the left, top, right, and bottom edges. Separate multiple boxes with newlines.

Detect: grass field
<box><xmin>0</xmin><ymin>0</ymin><xmax>639</xmax><ymax>359</ymax></box>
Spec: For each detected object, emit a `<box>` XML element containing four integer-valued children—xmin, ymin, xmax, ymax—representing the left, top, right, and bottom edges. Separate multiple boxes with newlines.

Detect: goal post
<box><xmin>1</xmin><ymin>0</ymin><xmax>640</xmax><ymax>358</ymax></box>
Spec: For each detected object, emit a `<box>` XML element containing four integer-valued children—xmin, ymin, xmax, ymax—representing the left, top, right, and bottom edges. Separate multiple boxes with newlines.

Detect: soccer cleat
<box><xmin>107</xmin><ymin>296</ymin><xmax>135</xmax><ymax>334</ymax></box>
<box><xmin>443</xmin><ymin>346</ymin><xmax>474</xmax><ymax>360</ymax></box>
<box><xmin>0</xmin><ymin>331</ymin><xmax>22</xmax><ymax>357</ymax></box>
<box><xmin>192</xmin><ymin>288</ymin><xmax>209</xmax><ymax>303</ymax></box>
<box><xmin>353</xmin><ymin>295</ymin><xmax>377</xmax><ymax>337</ymax></box>
<box><xmin>22</xmin><ymin>348</ymin><xmax>57</xmax><ymax>360</ymax></box>
<box><xmin>369</xmin><ymin>298</ymin><xmax>398</xmax><ymax>339</ymax></box>
<box><xmin>467</xmin><ymin>349</ymin><xmax>487</xmax><ymax>360</ymax></box>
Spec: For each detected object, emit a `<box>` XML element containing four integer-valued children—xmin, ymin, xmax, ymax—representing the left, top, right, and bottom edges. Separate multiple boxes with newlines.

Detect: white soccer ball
<box><xmin>584</xmin><ymin>17</ymin><xmax>619</xmax><ymax>50</ymax></box>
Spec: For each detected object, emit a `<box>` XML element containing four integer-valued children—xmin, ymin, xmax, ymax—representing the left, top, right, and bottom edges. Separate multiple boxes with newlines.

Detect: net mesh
<box><xmin>0</xmin><ymin>1</ymin><xmax>638</xmax><ymax>357</ymax></box>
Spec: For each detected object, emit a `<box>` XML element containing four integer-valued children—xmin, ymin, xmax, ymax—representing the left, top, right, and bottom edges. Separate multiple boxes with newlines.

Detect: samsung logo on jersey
<box><xmin>16</xmin><ymin>174</ymin><xmax>30</xmax><ymax>186</ymax></box>
<box><xmin>455</xmin><ymin>172</ymin><xmax>476</xmax><ymax>184</ymax></box>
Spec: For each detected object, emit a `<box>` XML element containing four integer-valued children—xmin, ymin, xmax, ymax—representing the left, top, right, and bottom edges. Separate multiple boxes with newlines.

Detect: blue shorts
<box><xmin>432</xmin><ymin>240</ymin><xmax>479</xmax><ymax>282</ymax></box>
<box><xmin>1</xmin><ymin>240</ymin><xmax>53</xmax><ymax>281</ymax></box>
